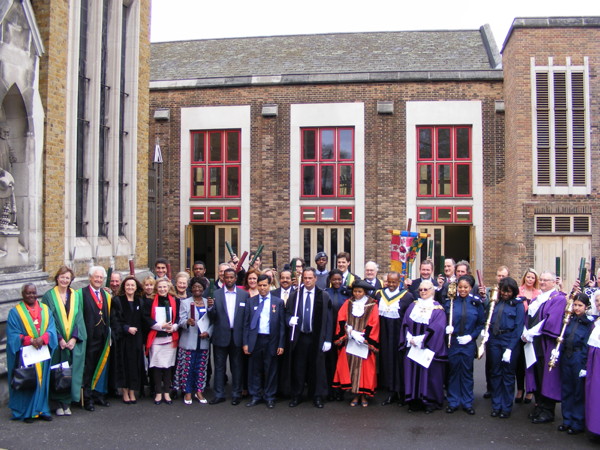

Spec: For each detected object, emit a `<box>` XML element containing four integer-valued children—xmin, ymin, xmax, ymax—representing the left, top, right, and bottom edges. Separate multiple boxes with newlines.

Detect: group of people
<box><xmin>5</xmin><ymin>253</ymin><xmax>600</xmax><ymax>441</ymax></box>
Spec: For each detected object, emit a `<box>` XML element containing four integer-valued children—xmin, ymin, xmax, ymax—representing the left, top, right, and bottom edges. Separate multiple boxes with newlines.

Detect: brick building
<box><xmin>0</xmin><ymin>0</ymin><xmax>150</xmax><ymax>397</ymax></box>
<box><xmin>149</xmin><ymin>17</ymin><xmax>599</xmax><ymax>288</ymax></box>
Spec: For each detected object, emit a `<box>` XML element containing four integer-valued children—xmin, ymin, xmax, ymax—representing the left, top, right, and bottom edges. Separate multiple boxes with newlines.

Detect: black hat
<box><xmin>314</xmin><ymin>252</ymin><xmax>328</xmax><ymax>262</ymax></box>
<box><xmin>351</xmin><ymin>279</ymin><xmax>374</xmax><ymax>292</ymax></box>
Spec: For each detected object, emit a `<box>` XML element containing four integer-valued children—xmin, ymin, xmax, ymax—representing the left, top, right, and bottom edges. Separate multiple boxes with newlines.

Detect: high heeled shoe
<box><xmin>514</xmin><ymin>391</ymin><xmax>524</xmax><ymax>404</ymax></box>
<box><xmin>524</xmin><ymin>393</ymin><xmax>533</xmax><ymax>404</ymax></box>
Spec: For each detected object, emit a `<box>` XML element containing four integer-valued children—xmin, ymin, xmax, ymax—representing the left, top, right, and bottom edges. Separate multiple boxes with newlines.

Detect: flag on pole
<box><xmin>390</xmin><ymin>229</ymin><xmax>428</xmax><ymax>289</ymax></box>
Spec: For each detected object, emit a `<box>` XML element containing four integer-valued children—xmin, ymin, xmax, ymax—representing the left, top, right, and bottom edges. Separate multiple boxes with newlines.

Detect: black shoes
<box><xmin>499</xmin><ymin>412</ymin><xmax>510</xmax><ymax>419</ymax></box>
<box><xmin>266</xmin><ymin>400</ymin><xmax>276</xmax><ymax>409</ymax></box>
<box><xmin>483</xmin><ymin>391</ymin><xmax>492</xmax><ymax>399</ymax></box>
<box><xmin>313</xmin><ymin>397</ymin><xmax>324</xmax><ymax>408</ymax></box>
<box><xmin>288</xmin><ymin>397</ymin><xmax>301</xmax><ymax>407</ymax></box>
<box><xmin>84</xmin><ymin>402</ymin><xmax>95</xmax><ymax>412</ymax></box>
<box><xmin>95</xmin><ymin>397</ymin><xmax>110</xmax><ymax>407</ymax></box>
<box><xmin>245</xmin><ymin>399</ymin><xmax>263</xmax><ymax>407</ymax></box>
<box><xmin>491</xmin><ymin>410</ymin><xmax>500</xmax><ymax>417</ymax></box>
<box><xmin>231</xmin><ymin>397</ymin><xmax>241</xmax><ymax>406</ymax></box>
<box><xmin>446</xmin><ymin>406</ymin><xmax>458</xmax><ymax>414</ymax></box>
<box><xmin>464</xmin><ymin>407</ymin><xmax>476</xmax><ymax>415</ymax></box>
<box><xmin>208</xmin><ymin>397</ymin><xmax>226</xmax><ymax>405</ymax></box>
<box><xmin>558</xmin><ymin>424</ymin><xmax>568</xmax><ymax>432</ymax></box>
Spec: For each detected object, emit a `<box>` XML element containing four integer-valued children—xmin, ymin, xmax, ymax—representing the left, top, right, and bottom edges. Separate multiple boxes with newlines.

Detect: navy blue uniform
<box><xmin>444</xmin><ymin>294</ymin><xmax>484</xmax><ymax>409</ymax></box>
<box><xmin>559</xmin><ymin>313</ymin><xmax>594</xmax><ymax>432</ymax></box>
<box><xmin>487</xmin><ymin>297</ymin><xmax>525</xmax><ymax>415</ymax></box>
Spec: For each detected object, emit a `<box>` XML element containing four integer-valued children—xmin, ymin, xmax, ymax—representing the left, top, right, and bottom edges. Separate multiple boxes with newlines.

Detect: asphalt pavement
<box><xmin>0</xmin><ymin>358</ymin><xmax>598</xmax><ymax>450</ymax></box>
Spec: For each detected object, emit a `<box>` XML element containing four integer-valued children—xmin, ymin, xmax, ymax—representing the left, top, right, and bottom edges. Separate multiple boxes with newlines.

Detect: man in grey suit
<box><xmin>208</xmin><ymin>268</ymin><xmax>249</xmax><ymax>405</ymax></box>
<box><xmin>243</xmin><ymin>274</ymin><xmax>285</xmax><ymax>408</ymax></box>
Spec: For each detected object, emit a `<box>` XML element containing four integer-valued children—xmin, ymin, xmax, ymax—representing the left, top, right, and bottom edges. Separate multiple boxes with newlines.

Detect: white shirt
<box><xmin>225</xmin><ymin>288</ymin><xmax>237</xmax><ymax>328</ymax></box>
<box><xmin>379</xmin><ymin>287</ymin><xmax>401</xmax><ymax>319</ymax></box>
<box><xmin>528</xmin><ymin>288</ymin><xmax>554</xmax><ymax>317</ymax></box>
<box><xmin>258</xmin><ymin>295</ymin><xmax>271</xmax><ymax>335</ymax></box>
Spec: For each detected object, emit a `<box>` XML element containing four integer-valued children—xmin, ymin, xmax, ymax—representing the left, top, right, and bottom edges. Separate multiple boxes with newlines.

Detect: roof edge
<box><xmin>502</xmin><ymin>16</ymin><xmax>600</xmax><ymax>53</ymax></box>
<box><xmin>150</xmin><ymin>70</ymin><xmax>504</xmax><ymax>90</ymax></box>
<box><xmin>479</xmin><ymin>24</ymin><xmax>501</xmax><ymax>69</ymax></box>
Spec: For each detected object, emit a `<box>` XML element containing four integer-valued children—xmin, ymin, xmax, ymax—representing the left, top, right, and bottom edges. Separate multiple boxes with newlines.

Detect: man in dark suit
<box><xmin>286</xmin><ymin>267</ymin><xmax>332</xmax><ymax>408</ymax></box>
<box><xmin>271</xmin><ymin>269</ymin><xmax>295</xmax><ymax>306</ymax></box>
<box><xmin>243</xmin><ymin>274</ymin><xmax>285</xmax><ymax>409</ymax></box>
<box><xmin>208</xmin><ymin>267</ymin><xmax>249</xmax><ymax>405</ymax></box>
<box><xmin>81</xmin><ymin>266</ymin><xmax>113</xmax><ymax>411</ymax></box>
<box><xmin>406</xmin><ymin>259</ymin><xmax>436</xmax><ymax>297</ymax></box>
<box><xmin>364</xmin><ymin>260</ymin><xmax>383</xmax><ymax>291</ymax></box>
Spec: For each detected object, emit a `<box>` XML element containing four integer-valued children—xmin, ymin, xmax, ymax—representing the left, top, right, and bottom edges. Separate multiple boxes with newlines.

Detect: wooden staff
<box><xmin>548</xmin><ymin>292</ymin><xmax>575</xmax><ymax>371</ymax></box>
<box><xmin>249</xmin><ymin>244</ymin><xmax>264</xmax><ymax>267</ymax></box>
<box><xmin>447</xmin><ymin>281</ymin><xmax>457</xmax><ymax>348</ymax></box>
<box><xmin>235</xmin><ymin>251</ymin><xmax>248</xmax><ymax>272</ymax></box>
<box><xmin>290</xmin><ymin>286</ymin><xmax>302</xmax><ymax>342</ymax></box>
<box><xmin>129</xmin><ymin>259</ymin><xmax>135</xmax><ymax>276</ymax></box>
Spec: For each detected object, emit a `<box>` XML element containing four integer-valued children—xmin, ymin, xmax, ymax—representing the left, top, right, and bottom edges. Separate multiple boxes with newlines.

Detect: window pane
<box><xmin>226</xmin><ymin>166</ymin><xmax>239</xmax><ymax>196</ymax></box>
<box><xmin>456</xmin><ymin>164</ymin><xmax>471</xmax><ymax>195</ymax></box>
<box><xmin>456</xmin><ymin>208</ymin><xmax>471</xmax><ymax>222</ymax></box>
<box><xmin>437</xmin><ymin>208</ymin><xmax>452</xmax><ymax>221</ymax></box>
<box><xmin>320</xmin><ymin>207</ymin><xmax>335</xmax><ymax>221</ymax></box>
<box><xmin>418</xmin><ymin>128</ymin><xmax>432</xmax><ymax>159</ymax></box>
<box><xmin>302</xmin><ymin>165</ymin><xmax>315</xmax><ymax>195</ymax></box>
<box><xmin>209</xmin><ymin>167</ymin><xmax>221</xmax><ymax>196</ymax></box>
<box><xmin>418</xmin><ymin>165</ymin><xmax>432</xmax><ymax>195</ymax></box>
<box><xmin>456</xmin><ymin>128</ymin><xmax>470</xmax><ymax>158</ymax></box>
<box><xmin>302</xmin><ymin>208</ymin><xmax>316</xmax><ymax>221</ymax></box>
<box><xmin>339</xmin><ymin>129</ymin><xmax>353</xmax><ymax>160</ymax></box>
<box><xmin>330</xmin><ymin>228</ymin><xmax>338</xmax><ymax>258</ymax></box>
<box><xmin>437</xmin><ymin>164</ymin><xmax>451</xmax><ymax>195</ymax></box>
<box><xmin>321</xmin><ymin>129</ymin><xmax>334</xmax><ymax>160</ymax></box>
<box><xmin>193</xmin><ymin>133</ymin><xmax>205</xmax><ymax>162</ymax></box>
<box><xmin>344</xmin><ymin>228</ymin><xmax>352</xmax><ymax>253</ymax></box>
<box><xmin>339</xmin><ymin>208</ymin><xmax>353</xmax><ymax>221</ymax></box>
<box><xmin>231</xmin><ymin>227</ymin><xmax>239</xmax><ymax>249</ymax></box>
<box><xmin>303</xmin><ymin>129</ymin><xmax>316</xmax><ymax>160</ymax></box>
<box><xmin>418</xmin><ymin>208</ymin><xmax>433</xmax><ymax>221</ymax></box>
<box><xmin>437</xmin><ymin>128</ymin><xmax>451</xmax><ymax>159</ymax></box>
<box><xmin>227</xmin><ymin>132</ymin><xmax>239</xmax><ymax>161</ymax></box>
<box><xmin>218</xmin><ymin>227</ymin><xmax>225</xmax><ymax>262</ymax></box>
<box><xmin>191</xmin><ymin>208</ymin><xmax>205</xmax><ymax>221</ymax></box>
<box><xmin>209</xmin><ymin>132</ymin><xmax>221</xmax><ymax>162</ymax></box>
<box><xmin>317</xmin><ymin>228</ymin><xmax>324</xmax><ymax>252</ymax></box>
<box><xmin>226</xmin><ymin>208</ymin><xmax>240</xmax><ymax>221</ymax></box>
<box><xmin>209</xmin><ymin>208</ymin><xmax>222</xmax><ymax>221</ymax></box>
<box><xmin>303</xmin><ymin>228</ymin><xmax>311</xmax><ymax>263</ymax></box>
<box><xmin>192</xmin><ymin>167</ymin><xmax>205</xmax><ymax>196</ymax></box>
<box><xmin>321</xmin><ymin>165</ymin><xmax>334</xmax><ymax>195</ymax></box>
<box><xmin>339</xmin><ymin>165</ymin><xmax>353</xmax><ymax>196</ymax></box>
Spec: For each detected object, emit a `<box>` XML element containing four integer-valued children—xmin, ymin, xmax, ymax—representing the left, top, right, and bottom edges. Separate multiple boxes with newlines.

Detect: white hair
<box><xmin>89</xmin><ymin>265</ymin><xmax>107</xmax><ymax>278</ymax></box>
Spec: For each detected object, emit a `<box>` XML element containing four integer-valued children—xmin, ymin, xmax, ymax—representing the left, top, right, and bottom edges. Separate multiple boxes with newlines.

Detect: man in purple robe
<box><xmin>586</xmin><ymin>318</ymin><xmax>600</xmax><ymax>437</ymax></box>
<box><xmin>522</xmin><ymin>271</ymin><xmax>566</xmax><ymax>424</ymax></box>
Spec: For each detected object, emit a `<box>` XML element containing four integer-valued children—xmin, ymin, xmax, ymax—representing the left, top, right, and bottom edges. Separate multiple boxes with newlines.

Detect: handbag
<box><xmin>50</xmin><ymin>365</ymin><xmax>72</xmax><ymax>394</ymax></box>
<box><xmin>10</xmin><ymin>351</ymin><xmax>37</xmax><ymax>391</ymax></box>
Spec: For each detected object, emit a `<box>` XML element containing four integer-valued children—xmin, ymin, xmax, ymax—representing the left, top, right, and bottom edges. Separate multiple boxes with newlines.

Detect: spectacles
<box><xmin>539</xmin><ymin>278</ymin><xmax>553</xmax><ymax>282</ymax></box>
<box><xmin>418</xmin><ymin>288</ymin><xmax>431</xmax><ymax>292</ymax></box>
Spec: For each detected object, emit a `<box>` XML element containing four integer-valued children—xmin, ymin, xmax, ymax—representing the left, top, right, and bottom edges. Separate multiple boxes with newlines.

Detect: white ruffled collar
<box><xmin>351</xmin><ymin>296</ymin><xmax>369</xmax><ymax>317</ymax></box>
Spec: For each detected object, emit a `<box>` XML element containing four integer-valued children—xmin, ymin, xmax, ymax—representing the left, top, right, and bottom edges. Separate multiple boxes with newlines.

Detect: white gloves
<box><xmin>406</xmin><ymin>331</ymin><xmax>413</xmax><ymax>344</ymax></box>
<box><xmin>502</xmin><ymin>349</ymin><xmax>512</xmax><ymax>363</ymax></box>
<box><xmin>457</xmin><ymin>335</ymin><xmax>472</xmax><ymax>345</ymax></box>
<box><xmin>550</xmin><ymin>348</ymin><xmax>560</xmax><ymax>360</ymax></box>
<box><xmin>411</xmin><ymin>334</ymin><xmax>425</xmax><ymax>348</ymax></box>
<box><xmin>322</xmin><ymin>341</ymin><xmax>331</xmax><ymax>352</ymax></box>
<box><xmin>351</xmin><ymin>330</ymin><xmax>365</xmax><ymax>344</ymax></box>
<box><xmin>579</xmin><ymin>369</ymin><xmax>587</xmax><ymax>378</ymax></box>
<box><xmin>480</xmin><ymin>330</ymin><xmax>489</xmax><ymax>340</ymax></box>
<box><xmin>521</xmin><ymin>330</ymin><xmax>533</xmax><ymax>343</ymax></box>
<box><xmin>289</xmin><ymin>316</ymin><xmax>298</xmax><ymax>326</ymax></box>
<box><xmin>446</xmin><ymin>325</ymin><xmax>454</xmax><ymax>335</ymax></box>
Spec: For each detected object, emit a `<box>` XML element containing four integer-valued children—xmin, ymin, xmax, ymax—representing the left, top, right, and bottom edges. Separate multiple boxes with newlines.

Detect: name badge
<box><xmin>240</xmin><ymin>302</ymin><xmax>246</xmax><ymax>307</ymax></box>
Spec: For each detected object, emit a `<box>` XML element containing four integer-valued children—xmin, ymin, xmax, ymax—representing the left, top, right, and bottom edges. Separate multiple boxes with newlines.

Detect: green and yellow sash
<box><xmin>15</xmin><ymin>301</ymin><xmax>50</xmax><ymax>387</ymax></box>
<box><xmin>91</xmin><ymin>292</ymin><xmax>111</xmax><ymax>391</ymax></box>
<box><xmin>49</xmin><ymin>287</ymin><xmax>80</xmax><ymax>340</ymax></box>
<box><xmin>379</xmin><ymin>289</ymin><xmax>408</xmax><ymax>307</ymax></box>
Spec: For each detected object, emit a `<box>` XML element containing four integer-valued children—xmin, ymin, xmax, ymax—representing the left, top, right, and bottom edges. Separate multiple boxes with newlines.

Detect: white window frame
<box><xmin>531</xmin><ymin>56</ymin><xmax>591</xmax><ymax>195</ymax></box>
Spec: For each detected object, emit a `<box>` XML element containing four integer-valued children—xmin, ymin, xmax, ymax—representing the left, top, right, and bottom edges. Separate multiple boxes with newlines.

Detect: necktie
<box><xmin>459</xmin><ymin>298</ymin><xmax>467</xmax><ymax>335</ymax></box>
<box><xmin>302</xmin><ymin>291</ymin><xmax>312</xmax><ymax>333</ymax></box>
<box><xmin>251</xmin><ymin>297</ymin><xmax>266</xmax><ymax>330</ymax></box>
<box><xmin>493</xmin><ymin>301</ymin><xmax>506</xmax><ymax>335</ymax></box>
<box><xmin>282</xmin><ymin>290</ymin><xmax>289</xmax><ymax>303</ymax></box>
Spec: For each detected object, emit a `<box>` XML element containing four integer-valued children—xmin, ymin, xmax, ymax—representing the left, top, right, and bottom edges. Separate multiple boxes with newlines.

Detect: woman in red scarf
<box><xmin>144</xmin><ymin>278</ymin><xmax>180</xmax><ymax>405</ymax></box>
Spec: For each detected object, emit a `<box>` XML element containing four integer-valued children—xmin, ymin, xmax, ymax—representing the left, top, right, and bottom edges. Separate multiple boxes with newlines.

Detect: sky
<box><xmin>150</xmin><ymin>0</ymin><xmax>598</xmax><ymax>49</ymax></box>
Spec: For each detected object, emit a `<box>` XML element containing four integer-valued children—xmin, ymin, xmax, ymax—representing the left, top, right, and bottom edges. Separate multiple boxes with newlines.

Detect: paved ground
<box><xmin>0</xmin><ymin>358</ymin><xmax>598</xmax><ymax>450</ymax></box>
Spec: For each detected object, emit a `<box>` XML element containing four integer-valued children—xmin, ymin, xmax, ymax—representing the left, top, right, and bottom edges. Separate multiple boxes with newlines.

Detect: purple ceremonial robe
<box><xmin>586</xmin><ymin>321</ymin><xmax>600</xmax><ymax>435</ymax></box>
<box><xmin>524</xmin><ymin>290</ymin><xmax>566</xmax><ymax>401</ymax></box>
<box><xmin>399</xmin><ymin>301</ymin><xmax>447</xmax><ymax>407</ymax></box>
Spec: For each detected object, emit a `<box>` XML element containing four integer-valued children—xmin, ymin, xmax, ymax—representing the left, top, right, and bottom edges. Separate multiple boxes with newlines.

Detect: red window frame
<box><xmin>190</xmin><ymin>130</ymin><xmax>241</xmax><ymax>199</ymax></box>
<box><xmin>299</xmin><ymin>206</ymin><xmax>355</xmax><ymax>223</ymax></box>
<box><xmin>416</xmin><ymin>126</ymin><xmax>472</xmax><ymax>198</ymax></box>
<box><xmin>301</xmin><ymin>127</ymin><xmax>354</xmax><ymax>198</ymax></box>
<box><xmin>416</xmin><ymin>206</ymin><xmax>473</xmax><ymax>224</ymax></box>
<box><xmin>190</xmin><ymin>207</ymin><xmax>206</xmax><ymax>223</ymax></box>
